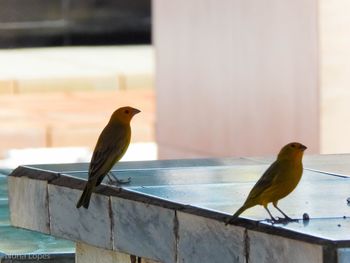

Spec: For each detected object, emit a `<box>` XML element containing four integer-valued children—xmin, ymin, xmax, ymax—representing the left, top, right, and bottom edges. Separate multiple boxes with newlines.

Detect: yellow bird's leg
<box><xmin>107</xmin><ymin>172</ymin><xmax>131</xmax><ymax>185</ymax></box>
<box><xmin>264</xmin><ymin>205</ymin><xmax>277</xmax><ymax>222</ymax></box>
<box><xmin>273</xmin><ymin>202</ymin><xmax>298</xmax><ymax>223</ymax></box>
<box><xmin>273</xmin><ymin>202</ymin><xmax>292</xmax><ymax>220</ymax></box>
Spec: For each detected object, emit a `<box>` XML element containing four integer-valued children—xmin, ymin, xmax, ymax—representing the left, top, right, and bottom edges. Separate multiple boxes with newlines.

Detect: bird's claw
<box><xmin>267</xmin><ymin>217</ymin><xmax>298</xmax><ymax>225</ymax></box>
<box><xmin>115</xmin><ymin>177</ymin><xmax>131</xmax><ymax>185</ymax></box>
<box><xmin>108</xmin><ymin>177</ymin><xmax>131</xmax><ymax>186</ymax></box>
<box><xmin>107</xmin><ymin>172</ymin><xmax>131</xmax><ymax>186</ymax></box>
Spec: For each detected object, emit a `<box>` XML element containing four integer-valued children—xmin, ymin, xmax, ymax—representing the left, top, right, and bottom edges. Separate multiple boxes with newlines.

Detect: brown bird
<box><xmin>227</xmin><ymin>142</ymin><xmax>307</xmax><ymax>224</ymax></box>
<box><xmin>76</xmin><ymin>106</ymin><xmax>140</xmax><ymax>209</ymax></box>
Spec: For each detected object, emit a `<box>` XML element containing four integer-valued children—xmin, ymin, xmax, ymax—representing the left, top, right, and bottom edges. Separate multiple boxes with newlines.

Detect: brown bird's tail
<box><xmin>76</xmin><ymin>182</ymin><xmax>94</xmax><ymax>209</ymax></box>
<box><xmin>225</xmin><ymin>205</ymin><xmax>249</xmax><ymax>225</ymax></box>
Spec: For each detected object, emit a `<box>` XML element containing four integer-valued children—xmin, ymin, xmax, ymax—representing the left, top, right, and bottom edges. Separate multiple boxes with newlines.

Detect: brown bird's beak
<box><xmin>132</xmin><ymin>108</ymin><xmax>141</xmax><ymax>115</ymax></box>
<box><xmin>300</xmin><ymin>144</ymin><xmax>307</xmax><ymax>151</ymax></box>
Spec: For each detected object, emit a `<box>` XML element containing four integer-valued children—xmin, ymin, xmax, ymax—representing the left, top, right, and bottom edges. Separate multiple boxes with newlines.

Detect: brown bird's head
<box><xmin>277</xmin><ymin>142</ymin><xmax>307</xmax><ymax>161</ymax></box>
<box><xmin>110</xmin><ymin>106</ymin><xmax>141</xmax><ymax>124</ymax></box>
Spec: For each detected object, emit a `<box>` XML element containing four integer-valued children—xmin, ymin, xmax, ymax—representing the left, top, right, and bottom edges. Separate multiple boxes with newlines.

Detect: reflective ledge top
<box><xmin>9</xmin><ymin>154</ymin><xmax>350</xmax><ymax>247</ymax></box>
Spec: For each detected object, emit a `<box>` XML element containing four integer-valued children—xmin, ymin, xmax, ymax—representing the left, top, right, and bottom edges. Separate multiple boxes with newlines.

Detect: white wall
<box><xmin>320</xmin><ymin>0</ymin><xmax>350</xmax><ymax>153</ymax></box>
<box><xmin>153</xmin><ymin>0</ymin><xmax>319</xmax><ymax>158</ymax></box>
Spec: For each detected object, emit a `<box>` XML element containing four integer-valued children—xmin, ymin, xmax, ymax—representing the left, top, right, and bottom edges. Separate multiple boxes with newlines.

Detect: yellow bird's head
<box><xmin>277</xmin><ymin>142</ymin><xmax>307</xmax><ymax>161</ymax></box>
<box><xmin>110</xmin><ymin>106</ymin><xmax>141</xmax><ymax>124</ymax></box>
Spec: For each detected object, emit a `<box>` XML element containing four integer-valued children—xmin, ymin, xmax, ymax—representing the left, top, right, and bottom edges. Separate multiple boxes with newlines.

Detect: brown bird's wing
<box><xmin>88</xmin><ymin>123</ymin><xmax>131</xmax><ymax>186</ymax></box>
<box><xmin>89</xmin><ymin>145</ymin><xmax>118</xmax><ymax>182</ymax></box>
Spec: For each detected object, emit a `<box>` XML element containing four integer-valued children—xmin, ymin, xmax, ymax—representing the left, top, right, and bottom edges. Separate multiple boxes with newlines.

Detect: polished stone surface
<box><xmin>248</xmin><ymin>230</ymin><xmax>323</xmax><ymax>263</ymax></box>
<box><xmin>112</xmin><ymin>197</ymin><xmax>176</xmax><ymax>263</ymax></box>
<box><xmin>8</xmin><ymin>154</ymin><xmax>350</xmax><ymax>262</ymax></box>
<box><xmin>49</xmin><ymin>185</ymin><xmax>112</xmax><ymax>249</ymax></box>
<box><xmin>32</xmin><ymin>155</ymin><xmax>350</xmax><ymax>242</ymax></box>
<box><xmin>124</xmin><ymin>167</ymin><xmax>350</xmax><ymax>242</ymax></box>
<box><xmin>177</xmin><ymin>212</ymin><xmax>245</xmax><ymax>263</ymax></box>
<box><xmin>8</xmin><ymin>176</ymin><xmax>50</xmax><ymax>234</ymax></box>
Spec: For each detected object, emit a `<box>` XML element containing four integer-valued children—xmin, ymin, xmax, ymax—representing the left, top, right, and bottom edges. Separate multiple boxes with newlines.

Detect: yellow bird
<box><xmin>76</xmin><ymin>106</ymin><xmax>140</xmax><ymax>209</ymax></box>
<box><xmin>227</xmin><ymin>142</ymin><xmax>307</xmax><ymax>224</ymax></box>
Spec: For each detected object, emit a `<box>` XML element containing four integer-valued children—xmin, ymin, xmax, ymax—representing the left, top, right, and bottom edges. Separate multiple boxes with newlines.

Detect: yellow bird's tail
<box><xmin>76</xmin><ymin>182</ymin><xmax>94</xmax><ymax>209</ymax></box>
<box><xmin>225</xmin><ymin>205</ymin><xmax>249</xmax><ymax>225</ymax></box>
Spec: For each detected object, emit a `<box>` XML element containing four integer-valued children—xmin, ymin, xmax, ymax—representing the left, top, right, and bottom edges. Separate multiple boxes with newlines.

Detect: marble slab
<box><xmin>177</xmin><ymin>212</ymin><xmax>245</xmax><ymax>263</ymax></box>
<box><xmin>48</xmin><ymin>184</ymin><xmax>112</xmax><ymax>249</ymax></box>
<box><xmin>263</xmin><ymin>217</ymin><xmax>350</xmax><ymax>242</ymax></box>
<box><xmin>8</xmin><ymin>156</ymin><xmax>350</xmax><ymax>263</ymax></box>
<box><xmin>31</xmin><ymin>157</ymin><xmax>259</xmax><ymax>174</ymax></box>
<box><xmin>7</xmin><ymin>176</ymin><xmax>50</xmax><ymax>234</ymax></box>
<box><xmin>112</xmin><ymin>197</ymin><xmax>176</xmax><ymax>263</ymax></box>
<box><xmin>247</xmin><ymin>230</ymin><xmax>323</xmax><ymax>263</ymax></box>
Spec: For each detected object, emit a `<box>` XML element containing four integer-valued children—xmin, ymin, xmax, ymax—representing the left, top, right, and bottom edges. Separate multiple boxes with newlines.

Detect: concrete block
<box><xmin>177</xmin><ymin>212</ymin><xmax>245</xmax><ymax>263</ymax></box>
<box><xmin>48</xmin><ymin>185</ymin><xmax>112</xmax><ymax>249</ymax></box>
<box><xmin>248</xmin><ymin>230</ymin><xmax>323</xmax><ymax>263</ymax></box>
<box><xmin>7</xmin><ymin>176</ymin><xmax>50</xmax><ymax>233</ymax></box>
<box><xmin>112</xmin><ymin>197</ymin><xmax>176</xmax><ymax>263</ymax></box>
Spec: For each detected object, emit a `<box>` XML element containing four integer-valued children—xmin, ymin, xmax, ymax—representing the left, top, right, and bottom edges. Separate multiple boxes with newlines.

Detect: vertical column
<box><xmin>153</xmin><ymin>0</ymin><xmax>319</xmax><ymax>158</ymax></box>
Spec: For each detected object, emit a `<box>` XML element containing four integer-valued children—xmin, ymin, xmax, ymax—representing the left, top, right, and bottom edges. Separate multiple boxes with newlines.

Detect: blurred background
<box><xmin>0</xmin><ymin>0</ymin><xmax>350</xmax><ymax>168</ymax></box>
<box><xmin>0</xmin><ymin>0</ymin><xmax>155</xmax><ymax>168</ymax></box>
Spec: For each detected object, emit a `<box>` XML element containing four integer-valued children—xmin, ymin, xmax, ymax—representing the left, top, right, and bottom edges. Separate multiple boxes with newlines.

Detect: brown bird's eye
<box><xmin>291</xmin><ymin>144</ymin><xmax>296</xmax><ymax>148</ymax></box>
<box><xmin>124</xmin><ymin>109</ymin><xmax>130</xmax><ymax>114</ymax></box>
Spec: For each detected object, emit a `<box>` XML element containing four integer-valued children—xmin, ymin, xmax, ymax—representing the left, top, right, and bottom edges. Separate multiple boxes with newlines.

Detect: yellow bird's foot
<box><xmin>107</xmin><ymin>172</ymin><xmax>131</xmax><ymax>186</ymax></box>
<box><xmin>269</xmin><ymin>217</ymin><xmax>299</xmax><ymax>225</ymax></box>
<box><xmin>115</xmin><ymin>177</ymin><xmax>131</xmax><ymax>185</ymax></box>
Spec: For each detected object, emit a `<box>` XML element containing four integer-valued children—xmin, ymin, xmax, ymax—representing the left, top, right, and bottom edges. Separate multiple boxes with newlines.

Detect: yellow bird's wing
<box><xmin>244</xmin><ymin>160</ymin><xmax>287</xmax><ymax>203</ymax></box>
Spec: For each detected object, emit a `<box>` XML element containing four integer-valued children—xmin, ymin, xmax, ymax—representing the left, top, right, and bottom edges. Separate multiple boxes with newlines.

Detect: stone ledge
<box><xmin>7</xmin><ymin>161</ymin><xmax>350</xmax><ymax>263</ymax></box>
<box><xmin>48</xmin><ymin>185</ymin><xmax>112</xmax><ymax>249</ymax></box>
<box><xmin>8</xmin><ymin>176</ymin><xmax>50</xmax><ymax>234</ymax></box>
